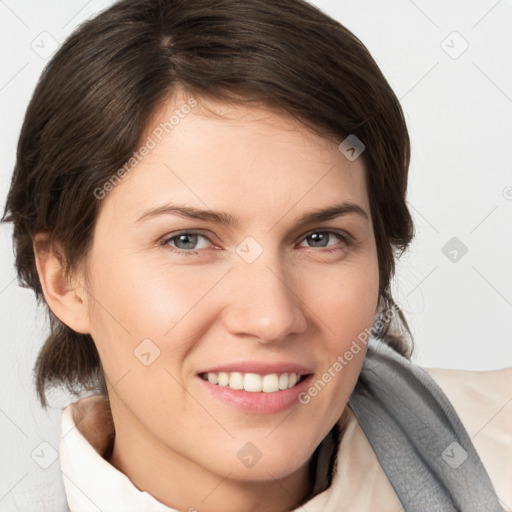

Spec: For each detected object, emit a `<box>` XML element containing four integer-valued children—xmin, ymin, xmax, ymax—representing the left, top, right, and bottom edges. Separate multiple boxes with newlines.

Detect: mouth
<box><xmin>197</xmin><ymin>362</ymin><xmax>314</xmax><ymax>414</ymax></box>
<box><xmin>198</xmin><ymin>371</ymin><xmax>309</xmax><ymax>393</ymax></box>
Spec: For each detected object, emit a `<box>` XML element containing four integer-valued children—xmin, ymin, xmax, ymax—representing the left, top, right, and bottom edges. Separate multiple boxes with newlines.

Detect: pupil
<box><xmin>310</xmin><ymin>233</ymin><xmax>327</xmax><ymax>247</ymax></box>
<box><xmin>177</xmin><ymin>234</ymin><xmax>196</xmax><ymax>249</ymax></box>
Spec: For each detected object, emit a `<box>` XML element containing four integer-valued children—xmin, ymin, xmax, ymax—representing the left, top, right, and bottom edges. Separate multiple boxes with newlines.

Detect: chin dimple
<box><xmin>200</xmin><ymin>371</ymin><xmax>302</xmax><ymax>393</ymax></box>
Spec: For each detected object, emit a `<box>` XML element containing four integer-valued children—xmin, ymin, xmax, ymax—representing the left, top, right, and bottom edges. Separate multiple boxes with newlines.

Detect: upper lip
<box><xmin>198</xmin><ymin>361</ymin><xmax>313</xmax><ymax>375</ymax></box>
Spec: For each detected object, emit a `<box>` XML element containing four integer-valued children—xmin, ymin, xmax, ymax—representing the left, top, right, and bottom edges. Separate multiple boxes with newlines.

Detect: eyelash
<box><xmin>159</xmin><ymin>230</ymin><xmax>353</xmax><ymax>257</ymax></box>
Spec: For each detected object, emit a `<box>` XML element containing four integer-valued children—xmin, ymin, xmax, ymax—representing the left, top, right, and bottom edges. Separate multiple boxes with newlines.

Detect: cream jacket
<box><xmin>59</xmin><ymin>367</ymin><xmax>512</xmax><ymax>511</ymax></box>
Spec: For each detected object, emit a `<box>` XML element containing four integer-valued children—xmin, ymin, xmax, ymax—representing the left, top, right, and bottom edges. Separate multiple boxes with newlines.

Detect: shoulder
<box><xmin>425</xmin><ymin>366</ymin><xmax>512</xmax><ymax>511</ymax></box>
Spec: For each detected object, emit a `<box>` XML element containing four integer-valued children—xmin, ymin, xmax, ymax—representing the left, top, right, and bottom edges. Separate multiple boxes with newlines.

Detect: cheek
<box><xmin>314</xmin><ymin>255</ymin><xmax>380</xmax><ymax>346</ymax></box>
<box><xmin>301</xmin><ymin>251</ymin><xmax>379</xmax><ymax>410</ymax></box>
<box><xmin>297</xmin><ymin>279</ymin><xmax>376</xmax><ymax>440</ymax></box>
<box><xmin>86</xmin><ymin>238</ymin><xmax>380</xmax><ymax>370</ymax></box>
<box><xmin>84</xmin><ymin>251</ymin><xmax>225</xmax><ymax>377</ymax></box>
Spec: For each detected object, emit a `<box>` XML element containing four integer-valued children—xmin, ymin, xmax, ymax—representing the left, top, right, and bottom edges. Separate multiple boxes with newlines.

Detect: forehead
<box><xmin>97</xmin><ymin>90</ymin><xmax>370</xmax><ymax>226</ymax></box>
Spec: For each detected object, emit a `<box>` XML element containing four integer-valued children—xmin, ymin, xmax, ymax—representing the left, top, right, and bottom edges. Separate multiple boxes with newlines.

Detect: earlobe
<box><xmin>33</xmin><ymin>233</ymin><xmax>90</xmax><ymax>334</ymax></box>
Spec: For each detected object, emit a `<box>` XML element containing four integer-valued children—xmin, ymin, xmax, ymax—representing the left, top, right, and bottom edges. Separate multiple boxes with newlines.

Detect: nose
<box><xmin>221</xmin><ymin>253</ymin><xmax>308</xmax><ymax>344</ymax></box>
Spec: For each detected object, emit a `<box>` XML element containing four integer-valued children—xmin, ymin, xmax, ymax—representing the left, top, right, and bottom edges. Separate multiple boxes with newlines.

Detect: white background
<box><xmin>1</xmin><ymin>1</ymin><xmax>511</xmax><ymax>510</ymax></box>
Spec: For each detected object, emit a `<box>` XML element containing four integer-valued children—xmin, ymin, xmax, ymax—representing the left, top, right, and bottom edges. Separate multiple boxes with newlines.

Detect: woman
<box><xmin>3</xmin><ymin>0</ymin><xmax>511</xmax><ymax>510</ymax></box>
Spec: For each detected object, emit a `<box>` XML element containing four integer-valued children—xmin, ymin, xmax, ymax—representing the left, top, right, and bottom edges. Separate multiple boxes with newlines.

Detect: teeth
<box><xmin>262</xmin><ymin>373</ymin><xmax>279</xmax><ymax>393</ymax></box>
<box><xmin>218</xmin><ymin>372</ymin><xmax>229</xmax><ymax>386</ymax></box>
<box><xmin>244</xmin><ymin>373</ymin><xmax>262</xmax><ymax>392</ymax></box>
<box><xmin>203</xmin><ymin>372</ymin><xmax>302</xmax><ymax>392</ymax></box>
<box><xmin>229</xmin><ymin>372</ymin><xmax>244</xmax><ymax>390</ymax></box>
<box><xmin>278</xmin><ymin>373</ymin><xmax>289</xmax><ymax>390</ymax></box>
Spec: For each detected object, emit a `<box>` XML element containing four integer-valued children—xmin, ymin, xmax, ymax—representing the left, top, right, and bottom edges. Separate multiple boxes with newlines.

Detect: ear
<box><xmin>33</xmin><ymin>233</ymin><xmax>91</xmax><ymax>334</ymax></box>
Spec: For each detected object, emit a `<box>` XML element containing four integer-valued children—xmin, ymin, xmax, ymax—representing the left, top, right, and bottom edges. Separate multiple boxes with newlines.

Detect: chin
<box><xmin>205</xmin><ymin>432</ymin><xmax>317</xmax><ymax>483</ymax></box>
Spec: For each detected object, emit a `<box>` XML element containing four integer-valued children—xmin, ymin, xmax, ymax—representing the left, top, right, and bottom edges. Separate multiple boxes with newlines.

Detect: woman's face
<box><xmin>81</xmin><ymin>90</ymin><xmax>379</xmax><ymax>485</ymax></box>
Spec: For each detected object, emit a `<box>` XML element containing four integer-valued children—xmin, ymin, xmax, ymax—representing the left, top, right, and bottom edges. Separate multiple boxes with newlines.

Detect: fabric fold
<box><xmin>349</xmin><ymin>337</ymin><xmax>503</xmax><ymax>511</ymax></box>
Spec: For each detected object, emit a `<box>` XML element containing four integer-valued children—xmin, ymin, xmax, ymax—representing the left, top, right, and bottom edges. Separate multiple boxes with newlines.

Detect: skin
<box><xmin>35</xmin><ymin>88</ymin><xmax>380</xmax><ymax>512</ymax></box>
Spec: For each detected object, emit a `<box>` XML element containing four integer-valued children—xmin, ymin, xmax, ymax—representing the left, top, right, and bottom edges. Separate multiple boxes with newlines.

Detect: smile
<box><xmin>199</xmin><ymin>372</ymin><xmax>306</xmax><ymax>393</ymax></box>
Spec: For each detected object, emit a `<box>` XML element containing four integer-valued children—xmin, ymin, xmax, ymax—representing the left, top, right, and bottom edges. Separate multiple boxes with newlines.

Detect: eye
<box><xmin>161</xmin><ymin>231</ymin><xmax>214</xmax><ymax>256</ymax></box>
<box><xmin>298</xmin><ymin>230</ymin><xmax>351</xmax><ymax>251</ymax></box>
<box><xmin>160</xmin><ymin>229</ymin><xmax>352</xmax><ymax>257</ymax></box>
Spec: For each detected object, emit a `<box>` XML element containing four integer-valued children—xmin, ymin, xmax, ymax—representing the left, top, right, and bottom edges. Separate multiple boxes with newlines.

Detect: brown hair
<box><xmin>2</xmin><ymin>0</ymin><xmax>414</xmax><ymax>407</ymax></box>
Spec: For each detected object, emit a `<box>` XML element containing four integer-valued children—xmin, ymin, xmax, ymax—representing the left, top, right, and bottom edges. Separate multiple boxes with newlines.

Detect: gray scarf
<box><xmin>348</xmin><ymin>337</ymin><xmax>503</xmax><ymax>511</ymax></box>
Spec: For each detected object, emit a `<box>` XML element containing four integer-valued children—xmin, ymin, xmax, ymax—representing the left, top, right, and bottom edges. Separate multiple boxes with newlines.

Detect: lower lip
<box><xmin>198</xmin><ymin>375</ymin><xmax>313</xmax><ymax>414</ymax></box>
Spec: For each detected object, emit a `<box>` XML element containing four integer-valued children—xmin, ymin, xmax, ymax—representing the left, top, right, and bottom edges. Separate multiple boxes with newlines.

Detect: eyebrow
<box><xmin>135</xmin><ymin>201</ymin><xmax>369</xmax><ymax>227</ymax></box>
